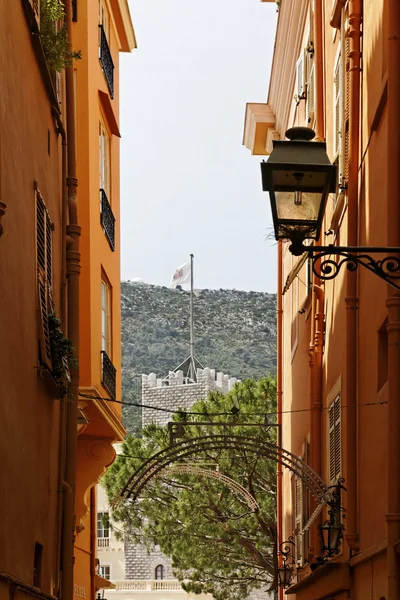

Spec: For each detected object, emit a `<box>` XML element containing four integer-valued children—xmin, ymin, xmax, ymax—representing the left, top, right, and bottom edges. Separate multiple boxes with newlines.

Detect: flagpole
<box><xmin>189</xmin><ymin>254</ymin><xmax>194</xmax><ymax>374</ymax></box>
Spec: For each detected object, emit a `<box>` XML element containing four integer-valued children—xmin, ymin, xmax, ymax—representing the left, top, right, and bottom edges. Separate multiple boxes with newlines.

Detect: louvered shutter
<box><xmin>36</xmin><ymin>190</ymin><xmax>53</xmax><ymax>369</ymax></box>
<box><xmin>343</xmin><ymin>18</ymin><xmax>351</xmax><ymax>184</ymax></box>
<box><xmin>294</xmin><ymin>476</ymin><xmax>304</xmax><ymax>566</ymax></box>
<box><xmin>334</xmin><ymin>55</ymin><xmax>342</xmax><ymax>160</ymax></box>
<box><xmin>307</xmin><ymin>63</ymin><xmax>315</xmax><ymax>124</ymax></box>
<box><xmin>329</xmin><ymin>396</ymin><xmax>341</xmax><ymax>484</ymax></box>
<box><xmin>296</xmin><ymin>54</ymin><xmax>305</xmax><ymax>98</ymax></box>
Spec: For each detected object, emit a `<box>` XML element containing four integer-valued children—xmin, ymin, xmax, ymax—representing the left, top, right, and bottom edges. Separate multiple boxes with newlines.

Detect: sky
<box><xmin>120</xmin><ymin>0</ymin><xmax>278</xmax><ymax>292</ymax></box>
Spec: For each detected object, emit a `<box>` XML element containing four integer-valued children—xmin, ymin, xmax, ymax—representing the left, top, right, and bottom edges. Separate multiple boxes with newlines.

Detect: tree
<box><xmin>104</xmin><ymin>376</ymin><xmax>278</xmax><ymax>600</ymax></box>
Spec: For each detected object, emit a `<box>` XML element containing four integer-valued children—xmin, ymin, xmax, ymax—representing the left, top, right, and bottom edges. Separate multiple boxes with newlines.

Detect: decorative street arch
<box><xmin>161</xmin><ymin>464</ymin><xmax>259</xmax><ymax>511</ymax></box>
<box><xmin>119</xmin><ymin>434</ymin><xmax>333</xmax><ymax>531</ymax></box>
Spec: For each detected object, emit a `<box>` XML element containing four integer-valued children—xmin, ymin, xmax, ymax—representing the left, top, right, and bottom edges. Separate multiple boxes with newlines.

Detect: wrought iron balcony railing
<box><xmin>100</xmin><ymin>189</ymin><xmax>115</xmax><ymax>251</ymax></box>
<box><xmin>101</xmin><ymin>350</ymin><xmax>116</xmax><ymax>401</ymax></box>
<box><xmin>99</xmin><ymin>24</ymin><xmax>114</xmax><ymax>98</ymax></box>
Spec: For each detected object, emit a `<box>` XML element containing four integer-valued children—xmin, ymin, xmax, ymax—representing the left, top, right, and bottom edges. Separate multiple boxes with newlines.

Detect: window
<box><xmin>292</xmin><ymin>475</ymin><xmax>304</xmax><ymax>567</ymax></box>
<box><xmin>99</xmin><ymin>118</ymin><xmax>110</xmax><ymax>199</ymax></box>
<box><xmin>155</xmin><ymin>565</ymin><xmax>164</xmax><ymax>580</ymax></box>
<box><xmin>101</xmin><ymin>278</ymin><xmax>111</xmax><ymax>355</ymax></box>
<box><xmin>97</xmin><ymin>512</ymin><xmax>110</xmax><ymax>538</ymax></box>
<box><xmin>328</xmin><ymin>396</ymin><xmax>341</xmax><ymax>485</ymax></box>
<box><xmin>36</xmin><ymin>189</ymin><xmax>53</xmax><ymax>369</ymax></box>
<box><xmin>342</xmin><ymin>11</ymin><xmax>350</xmax><ymax>184</ymax></box>
<box><xmin>99</xmin><ymin>565</ymin><xmax>110</xmax><ymax>580</ymax></box>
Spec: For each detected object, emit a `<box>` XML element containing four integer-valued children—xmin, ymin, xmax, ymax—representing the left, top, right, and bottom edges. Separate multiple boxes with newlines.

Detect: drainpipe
<box><xmin>277</xmin><ymin>241</ymin><xmax>283</xmax><ymax>600</ymax></box>
<box><xmin>313</xmin><ymin>0</ymin><xmax>325</xmax><ymax>141</ymax></box>
<box><xmin>309</xmin><ymin>285</ymin><xmax>324</xmax><ymax>557</ymax></box>
<box><xmin>61</xmin><ymin>0</ymin><xmax>81</xmax><ymax>598</ymax></box>
<box><xmin>90</xmin><ymin>487</ymin><xmax>97</xmax><ymax>600</ymax></box>
<box><xmin>50</xmin><ymin>108</ymin><xmax>69</xmax><ymax>596</ymax></box>
<box><xmin>344</xmin><ymin>0</ymin><xmax>362</xmax><ymax>554</ymax></box>
<box><xmin>386</xmin><ymin>0</ymin><xmax>400</xmax><ymax>597</ymax></box>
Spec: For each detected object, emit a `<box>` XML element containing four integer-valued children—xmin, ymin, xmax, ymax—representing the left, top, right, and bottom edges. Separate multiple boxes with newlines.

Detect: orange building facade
<box><xmin>245</xmin><ymin>0</ymin><xmax>400</xmax><ymax>599</ymax></box>
<box><xmin>0</xmin><ymin>1</ymin><xmax>134</xmax><ymax>599</ymax></box>
<box><xmin>71</xmin><ymin>1</ymin><xmax>135</xmax><ymax>598</ymax></box>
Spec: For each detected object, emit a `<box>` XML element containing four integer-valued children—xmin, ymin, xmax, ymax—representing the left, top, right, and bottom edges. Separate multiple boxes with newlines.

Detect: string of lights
<box><xmin>78</xmin><ymin>392</ymin><xmax>387</xmax><ymax>417</ymax></box>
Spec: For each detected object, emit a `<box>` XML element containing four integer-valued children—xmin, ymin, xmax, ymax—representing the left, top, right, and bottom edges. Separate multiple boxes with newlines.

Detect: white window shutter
<box><xmin>307</xmin><ymin>63</ymin><xmax>315</xmax><ymax>123</ymax></box>
<box><xmin>296</xmin><ymin>54</ymin><xmax>305</xmax><ymax>98</ymax></box>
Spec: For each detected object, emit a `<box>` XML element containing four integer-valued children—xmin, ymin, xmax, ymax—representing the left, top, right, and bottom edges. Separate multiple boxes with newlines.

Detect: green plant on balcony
<box><xmin>40</xmin><ymin>0</ymin><xmax>81</xmax><ymax>72</ymax></box>
<box><xmin>48</xmin><ymin>312</ymin><xmax>76</xmax><ymax>396</ymax></box>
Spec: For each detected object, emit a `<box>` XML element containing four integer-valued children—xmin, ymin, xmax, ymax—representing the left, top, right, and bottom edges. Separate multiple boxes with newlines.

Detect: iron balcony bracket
<box><xmin>302</xmin><ymin>245</ymin><xmax>400</xmax><ymax>291</ymax></box>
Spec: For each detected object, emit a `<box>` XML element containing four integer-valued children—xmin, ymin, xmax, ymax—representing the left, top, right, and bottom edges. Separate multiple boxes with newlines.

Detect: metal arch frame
<box><xmin>305</xmin><ymin>245</ymin><xmax>400</xmax><ymax>291</ymax></box>
<box><xmin>162</xmin><ymin>464</ymin><xmax>259</xmax><ymax>511</ymax></box>
<box><xmin>119</xmin><ymin>434</ymin><xmax>333</xmax><ymax>531</ymax></box>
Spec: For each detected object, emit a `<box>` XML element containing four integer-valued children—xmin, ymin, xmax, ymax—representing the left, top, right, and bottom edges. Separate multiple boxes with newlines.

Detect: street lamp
<box><xmin>277</xmin><ymin>537</ymin><xmax>296</xmax><ymax>589</ymax></box>
<box><xmin>261</xmin><ymin>127</ymin><xmax>337</xmax><ymax>256</ymax></box>
<box><xmin>261</xmin><ymin>127</ymin><xmax>400</xmax><ymax>290</ymax></box>
<box><xmin>318</xmin><ymin>479</ymin><xmax>346</xmax><ymax>558</ymax></box>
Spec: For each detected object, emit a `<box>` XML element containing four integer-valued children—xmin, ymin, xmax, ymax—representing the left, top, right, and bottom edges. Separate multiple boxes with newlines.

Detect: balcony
<box><xmin>101</xmin><ymin>351</ymin><xmax>116</xmax><ymax>400</ymax></box>
<box><xmin>99</xmin><ymin>24</ymin><xmax>114</xmax><ymax>99</ymax></box>
<box><xmin>97</xmin><ymin>537</ymin><xmax>110</xmax><ymax>549</ymax></box>
<box><xmin>114</xmin><ymin>580</ymin><xmax>184</xmax><ymax>592</ymax></box>
<box><xmin>100</xmin><ymin>189</ymin><xmax>115</xmax><ymax>251</ymax></box>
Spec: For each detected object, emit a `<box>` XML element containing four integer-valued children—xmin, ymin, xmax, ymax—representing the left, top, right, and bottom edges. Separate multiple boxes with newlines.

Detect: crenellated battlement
<box><xmin>142</xmin><ymin>367</ymin><xmax>238</xmax><ymax>393</ymax></box>
<box><xmin>141</xmin><ymin>367</ymin><xmax>238</xmax><ymax>428</ymax></box>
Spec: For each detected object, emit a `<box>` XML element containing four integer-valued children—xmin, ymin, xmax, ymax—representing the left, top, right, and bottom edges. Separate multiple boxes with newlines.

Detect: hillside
<box><xmin>121</xmin><ymin>282</ymin><xmax>277</xmax><ymax>434</ymax></box>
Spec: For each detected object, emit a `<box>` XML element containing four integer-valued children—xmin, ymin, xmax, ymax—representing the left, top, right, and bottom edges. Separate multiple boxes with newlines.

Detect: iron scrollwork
<box><xmin>306</xmin><ymin>245</ymin><xmax>400</xmax><ymax>291</ymax></box>
<box><xmin>277</xmin><ymin>536</ymin><xmax>296</xmax><ymax>588</ymax></box>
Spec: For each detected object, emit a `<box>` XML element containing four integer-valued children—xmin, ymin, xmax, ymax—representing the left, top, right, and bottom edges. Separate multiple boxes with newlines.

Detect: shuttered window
<box><xmin>343</xmin><ymin>14</ymin><xmax>350</xmax><ymax>184</ymax></box>
<box><xmin>101</xmin><ymin>277</ymin><xmax>111</xmax><ymax>355</ymax></box>
<box><xmin>306</xmin><ymin>63</ymin><xmax>315</xmax><ymax>125</ymax></box>
<box><xmin>294</xmin><ymin>475</ymin><xmax>304</xmax><ymax>566</ymax></box>
<box><xmin>296</xmin><ymin>52</ymin><xmax>306</xmax><ymax>99</ymax></box>
<box><xmin>36</xmin><ymin>190</ymin><xmax>53</xmax><ymax>369</ymax></box>
<box><xmin>329</xmin><ymin>395</ymin><xmax>341</xmax><ymax>484</ymax></box>
<box><xmin>334</xmin><ymin>54</ymin><xmax>343</xmax><ymax>161</ymax></box>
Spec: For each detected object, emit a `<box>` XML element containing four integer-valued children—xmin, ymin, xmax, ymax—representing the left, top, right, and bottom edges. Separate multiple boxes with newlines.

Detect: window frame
<box><xmin>99</xmin><ymin>565</ymin><xmax>111</xmax><ymax>580</ymax></box>
<box><xmin>97</xmin><ymin>511</ymin><xmax>110</xmax><ymax>539</ymax></box>
<box><xmin>155</xmin><ymin>564</ymin><xmax>165</xmax><ymax>580</ymax></box>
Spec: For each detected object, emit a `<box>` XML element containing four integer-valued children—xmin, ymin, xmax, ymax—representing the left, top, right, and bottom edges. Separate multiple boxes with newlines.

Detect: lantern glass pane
<box><xmin>329</xmin><ymin>526</ymin><xmax>341</xmax><ymax>550</ymax></box>
<box><xmin>275</xmin><ymin>191</ymin><xmax>323</xmax><ymax>222</ymax></box>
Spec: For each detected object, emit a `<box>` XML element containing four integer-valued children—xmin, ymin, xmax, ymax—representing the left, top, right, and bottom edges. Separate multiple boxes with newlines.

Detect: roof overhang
<box><xmin>242</xmin><ymin>103</ymin><xmax>279</xmax><ymax>155</ymax></box>
<box><xmin>110</xmin><ymin>0</ymin><xmax>137</xmax><ymax>52</ymax></box>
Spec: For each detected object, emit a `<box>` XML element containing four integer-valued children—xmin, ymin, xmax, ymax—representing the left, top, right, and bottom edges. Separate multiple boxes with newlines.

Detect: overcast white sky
<box><xmin>120</xmin><ymin>0</ymin><xmax>278</xmax><ymax>292</ymax></box>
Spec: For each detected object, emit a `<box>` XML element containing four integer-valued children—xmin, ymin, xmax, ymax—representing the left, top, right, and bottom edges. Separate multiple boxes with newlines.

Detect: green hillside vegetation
<box><xmin>121</xmin><ymin>282</ymin><xmax>277</xmax><ymax>434</ymax></box>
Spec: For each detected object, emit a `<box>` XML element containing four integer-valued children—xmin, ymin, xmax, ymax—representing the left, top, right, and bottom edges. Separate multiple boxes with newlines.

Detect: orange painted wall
<box><xmin>72</xmin><ymin>0</ymin><xmax>122</xmax><ymax>415</ymax></box>
<box><xmin>270</xmin><ymin>0</ymin><xmax>390</xmax><ymax>598</ymax></box>
<box><xmin>0</xmin><ymin>0</ymin><xmax>64</xmax><ymax>595</ymax></box>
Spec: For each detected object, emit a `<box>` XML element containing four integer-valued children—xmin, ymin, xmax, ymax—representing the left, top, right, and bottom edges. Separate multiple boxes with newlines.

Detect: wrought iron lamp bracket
<box><xmin>300</xmin><ymin>245</ymin><xmax>400</xmax><ymax>291</ymax></box>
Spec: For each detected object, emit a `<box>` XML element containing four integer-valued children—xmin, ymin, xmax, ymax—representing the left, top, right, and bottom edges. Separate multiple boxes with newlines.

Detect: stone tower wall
<box><xmin>125</xmin><ymin>367</ymin><xmax>237</xmax><ymax>581</ymax></box>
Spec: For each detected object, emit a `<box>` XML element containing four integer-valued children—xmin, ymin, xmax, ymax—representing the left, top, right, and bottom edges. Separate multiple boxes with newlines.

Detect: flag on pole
<box><xmin>170</xmin><ymin>261</ymin><xmax>191</xmax><ymax>288</ymax></box>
